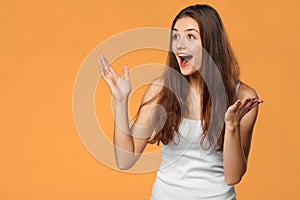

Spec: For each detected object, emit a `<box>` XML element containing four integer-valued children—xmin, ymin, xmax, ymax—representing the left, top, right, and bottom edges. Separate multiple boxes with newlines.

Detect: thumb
<box><xmin>123</xmin><ymin>64</ymin><xmax>130</xmax><ymax>81</ymax></box>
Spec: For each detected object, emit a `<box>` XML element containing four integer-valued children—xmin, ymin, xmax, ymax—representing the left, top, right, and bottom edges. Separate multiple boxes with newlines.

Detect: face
<box><xmin>172</xmin><ymin>17</ymin><xmax>203</xmax><ymax>76</ymax></box>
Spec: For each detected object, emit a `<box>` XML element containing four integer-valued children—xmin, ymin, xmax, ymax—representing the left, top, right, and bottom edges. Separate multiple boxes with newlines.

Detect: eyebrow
<box><xmin>172</xmin><ymin>28</ymin><xmax>199</xmax><ymax>33</ymax></box>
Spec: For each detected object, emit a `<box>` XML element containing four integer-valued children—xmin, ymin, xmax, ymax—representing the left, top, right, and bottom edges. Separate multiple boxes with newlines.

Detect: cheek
<box><xmin>188</xmin><ymin>40</ymin><xmax>202</xmax><ymax>53</ymax></box>
<box><xmin>171</xmin><ymin>42</ymin><xmax>180</xmax><ymax>62</ymax></box>
<box><xmin>189</xmin><ymin>42</ymin><xmax>203</xmax><ymax>69</ymax></box>
<box><xmin>171</xmin><ymin>41</ymin><xmax>177</xmax><ymax>53</ymax></box>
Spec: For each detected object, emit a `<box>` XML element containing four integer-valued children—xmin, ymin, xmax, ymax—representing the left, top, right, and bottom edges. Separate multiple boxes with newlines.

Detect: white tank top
<box><xmin>150</xmin><ymin>80</ymin><xmax>241</xmax><ymax>200</ymax></box>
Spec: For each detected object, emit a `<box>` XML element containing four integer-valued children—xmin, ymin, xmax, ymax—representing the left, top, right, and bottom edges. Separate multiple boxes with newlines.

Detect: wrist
<box><xmin>225</xmin><ymin>122</ymin><xmax>240</xmax><ymax>130</ymax></box>
<box><xmin>113</xmin><ymin>96</ymin><xmax>129</xmax><ymax>104</ymax></box>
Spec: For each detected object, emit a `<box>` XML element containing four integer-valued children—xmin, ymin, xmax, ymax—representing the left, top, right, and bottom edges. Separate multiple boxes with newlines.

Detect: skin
<box><xmin>97</xmin><ymin>16</ymin><xmax>263</xmax><ymax>185</ymax></box>
<box><xmin>172</xmin><ymin>17</ymin><xmax>204</xmax><ymax>118</ymax></box>
<box><xmin>172</xmin><ymin>17</ymin><xmax>203</xmax><ymax>78</ymax></box>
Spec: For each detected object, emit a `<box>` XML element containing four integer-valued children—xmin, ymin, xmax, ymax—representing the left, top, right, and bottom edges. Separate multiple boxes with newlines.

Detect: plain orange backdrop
<box><xmin>1</xmin><ymin>0</ymin><xmax>300</xmax><ymax>199</ymax></box>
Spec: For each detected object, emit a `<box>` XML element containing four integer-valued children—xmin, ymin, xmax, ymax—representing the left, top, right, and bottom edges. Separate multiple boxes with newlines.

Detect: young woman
<box><xmin>97</xmin><ymin>4</ymin><xmax>263</xmax><ymax>200</ymax></box>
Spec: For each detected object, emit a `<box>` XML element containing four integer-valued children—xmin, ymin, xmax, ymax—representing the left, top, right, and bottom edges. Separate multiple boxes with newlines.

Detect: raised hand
<box><xmin>224</xmin><ymin>97</ymin><xmax>263</xmax><ymax>126</ymax></box>
<box><xmin>97</xmin><ymin>54</ymin><xmax>131</xmax><ymax>102</ymax></box>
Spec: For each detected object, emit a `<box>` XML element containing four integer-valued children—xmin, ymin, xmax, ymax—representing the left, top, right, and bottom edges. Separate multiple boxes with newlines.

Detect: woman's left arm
<box><xmin>223</xmin><ymin>89</ymin><xmax>263</xmax><ymax>186</ymax></box>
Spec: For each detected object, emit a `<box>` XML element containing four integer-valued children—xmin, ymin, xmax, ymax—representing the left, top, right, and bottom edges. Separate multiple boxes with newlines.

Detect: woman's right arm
<box><xmin>97</xmin><ymin>54</ymin><xmax>163</xmax><ymax>170</ymax></box>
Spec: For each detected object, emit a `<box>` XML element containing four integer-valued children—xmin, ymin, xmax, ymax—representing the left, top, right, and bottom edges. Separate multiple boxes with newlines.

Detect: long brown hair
<box><xmin>142</xmin><ymin>4</ymin><xmax>240</xmax><ymax>152</ymax></box>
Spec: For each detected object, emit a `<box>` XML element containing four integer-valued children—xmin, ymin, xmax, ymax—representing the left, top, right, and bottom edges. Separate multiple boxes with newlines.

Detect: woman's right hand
<box><xmin>97</xmin><ymin>54</ymin><xmax>131</xmax><ymax>102</ymax></box>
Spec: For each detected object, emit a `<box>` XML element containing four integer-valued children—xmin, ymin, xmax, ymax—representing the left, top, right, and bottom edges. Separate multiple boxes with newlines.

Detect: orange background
<box><xmin>1</xmin><ymin>0</ymin><xmax>300</xmax><ymax>199</ymax></box>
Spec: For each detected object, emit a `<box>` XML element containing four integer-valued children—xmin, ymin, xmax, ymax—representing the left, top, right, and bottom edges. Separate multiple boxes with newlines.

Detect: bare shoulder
<box><xmin>237</xmin><ymin>81</ymin><xmax>260</xmax><ymax>100</ymax></box>
<box><xmin>136</xmin><ymin>77</ymin><xmax>164</xmax><ymax>128</ymax></box>
<box><xmin>141</xmin><ymin>77</ymin><xmax>164</xmax><ymax>104</ymax></box>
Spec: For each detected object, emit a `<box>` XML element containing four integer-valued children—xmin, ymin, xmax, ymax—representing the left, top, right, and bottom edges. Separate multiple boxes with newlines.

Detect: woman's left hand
<box><xmin>224</xmin><ymin>97</ymin><xmax>263</xmax><ymax>126</ymax></box>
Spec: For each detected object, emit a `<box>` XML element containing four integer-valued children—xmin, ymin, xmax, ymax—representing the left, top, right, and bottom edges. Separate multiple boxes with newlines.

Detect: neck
<box><xmin>188</xmin><ymin>72</ymin><xmax>202</xmax><ymax>94</ymax></box>
<box><xmin>185</xmin><ymin>72</ymin><xmax>203</xmax><ymax>119</ymax></box>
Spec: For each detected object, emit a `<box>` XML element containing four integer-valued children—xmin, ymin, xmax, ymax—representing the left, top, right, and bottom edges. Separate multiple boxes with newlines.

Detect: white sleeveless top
<box><xmin>150</xmin><ymin>80</ymin><xmax>241</xmax><ymax>200</ymax></box>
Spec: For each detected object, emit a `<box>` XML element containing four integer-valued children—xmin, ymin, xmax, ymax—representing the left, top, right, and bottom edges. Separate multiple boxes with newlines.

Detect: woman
<box><xmin>97</xmin><ymin>4</ymin><xmax>263</xmax><ymax>200</ymax></box>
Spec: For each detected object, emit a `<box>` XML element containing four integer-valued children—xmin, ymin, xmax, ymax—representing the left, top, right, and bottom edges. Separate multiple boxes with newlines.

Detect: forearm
<box><xmin>223</xmin><ymin>124</ymin><xmax>247</xmax><ymax>185</ymax></box>
<box><xmin>113</xmin><ymin>98</ymin><xmax>135</xmax><ymax>169</ymax></box>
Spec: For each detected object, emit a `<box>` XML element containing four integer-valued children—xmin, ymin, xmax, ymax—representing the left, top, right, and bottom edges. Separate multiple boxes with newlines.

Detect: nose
<box><xmin>175</xmin><ymin>37</ymin><xmax>187</xmax><ymax>50</ymax></box>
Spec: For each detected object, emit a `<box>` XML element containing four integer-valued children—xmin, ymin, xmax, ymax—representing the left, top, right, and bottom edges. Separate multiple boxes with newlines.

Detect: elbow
<box><xmin>225</xmin><ymin>171</ymin><xmax>246</xmax><ymax>186</ymax></box>
<box><xmin>115</xmin><ymin>156</ymin><xmax>136</xmax><ymax>170</ymax></box>
<box><xmin>225</xmin><ymin>165</ymin><xmax>247</xmax><ymax>186</ymax></box>
<box><xmin>118</xmin><ymin>166</ymin><xmax>131</xmax><ymax>170</ymax></box>
<box><xmin>225</xmin><ymin>176</ymin><xmax>242</xmax><ymax>186</ymax></box>
<box><xmin>116</xmin><ymin>162</ymin><xmax>133</xmax><ymax>170</ymax></box>
<box><xmin>114</xmin><ymin>148</ymin><xmax>135</xmax><ymax>170</ymax></box>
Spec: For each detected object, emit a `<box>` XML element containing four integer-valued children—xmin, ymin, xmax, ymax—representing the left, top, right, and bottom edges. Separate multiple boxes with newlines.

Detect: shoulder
<box><xmin>237</xmin><ymin>81</ymin><xmax>260</xmax><ymax>100</ymax></box>
<box><xmin>142</xmin><ymin>77</ymin><xmax>164</xmax><ymax>104</ymax></box>
<box><xmin>236</xmin><ymin>80</ymin><xmax>261</xmax><ymax>130</ymax></box>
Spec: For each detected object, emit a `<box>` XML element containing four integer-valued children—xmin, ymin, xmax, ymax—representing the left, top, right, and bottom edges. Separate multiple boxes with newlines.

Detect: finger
<box><xmin>98</xmin><ymin>54</ymin><xmax>109</xmax><ymax>75</ymax></box>
<box><xmin>100</xmin><ymin>54</ymin><xmax>121</xmax><ymax>78</ymax></box>
<box><xmin>123</xmin><ymin>64</ymin><xmax>130</xmax><ymax>81</ymax></box>
<box><xmin>97</xmin><ymin>54</ymin><xmax>109</xmax><ymax>73</ymax></box>
<box><xmin>247</xmin><ymin>101</ymin><xmax>261</xmax><ymax>112</ymax></box>
<box><xmin>97</xmin><ymin>58</ymin><xmax>105</xmax><ymax>77</ymax></box>
<box><xmin>240</xmin><ymin>97</ymin><xmax>251</xmax><ymax>107</ymax></box>
<box><xmin>236</xmin><ymin>97</ymin><xmax>254</xmax><ymax>115</ymax></box>
<box><xmin>230</xmin><ymin>99</ymin><xmax>241</xmax><ymax>111</ymax></box>
<box><xmin>97</xmin><ymin>56</ymin><xmax>114</xmax><ymax>82</ymax></box>
<box><xmin>99</xmin><ymin>53</ymin><xmax>111</xmax><ymax>70</ymax></box>
<box><xmin>249</xmin><ymin>97</ymin><xmax>264</xmax><ymax>107</ymax></box>
<box><xmin>250</xmin><ymin>99</ymin><xmax>264</xmax><ymax>108</ymax></box>
<box><xmin>250</xmin><ymin>97</ymin><xmax>264</xmax><ymax>103</ymax></box>
<box><xmin>256</xmin><ymin>99</ymin><xmax>264</xmax><ymax>103</ymax></box>
<box><xmin>244</xmin><ymin>97</ymin><xmax>262</xmax><ymax>112</ymax></box>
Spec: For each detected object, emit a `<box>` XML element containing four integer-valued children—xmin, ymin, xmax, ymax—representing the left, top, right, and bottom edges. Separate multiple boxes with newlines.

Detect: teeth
<box><xmin>178</xmin><ymin>54</ymin><xmax>193</xmax><ymax>59</ymax></box>
<box><xmin>178</xmin><ymin>53</ymin><xmax>191</xmax><ymax>57</ymax></box>
<box><xmin>178</xmin><ymin>53</ymin><xmax>193</xmax><ymax>65</ymax></box>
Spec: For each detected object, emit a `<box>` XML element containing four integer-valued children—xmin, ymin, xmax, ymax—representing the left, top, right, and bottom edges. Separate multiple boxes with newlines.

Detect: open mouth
<box><xmin>178</xmin><ymin>53</ymin><xmax>193</xmax><ymax>66</ymax></box>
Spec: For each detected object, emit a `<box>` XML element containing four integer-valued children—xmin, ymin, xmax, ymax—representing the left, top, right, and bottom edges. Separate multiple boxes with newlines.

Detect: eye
<box><xmin>188</xmin><ymin>34</ymin><xmax>196</xmax><ymax>39</ymax></box>
<box><xmin>172</xmin><ymin>34</ymin><xmax>180</xmax><ymax>40</ymax></box>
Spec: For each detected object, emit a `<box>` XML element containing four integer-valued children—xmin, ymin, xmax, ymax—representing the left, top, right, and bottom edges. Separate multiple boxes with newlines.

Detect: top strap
<box><xmin>235</xmin><ymin>80</ymin><xmax>240</xmax><ymax>97</ymax></box>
